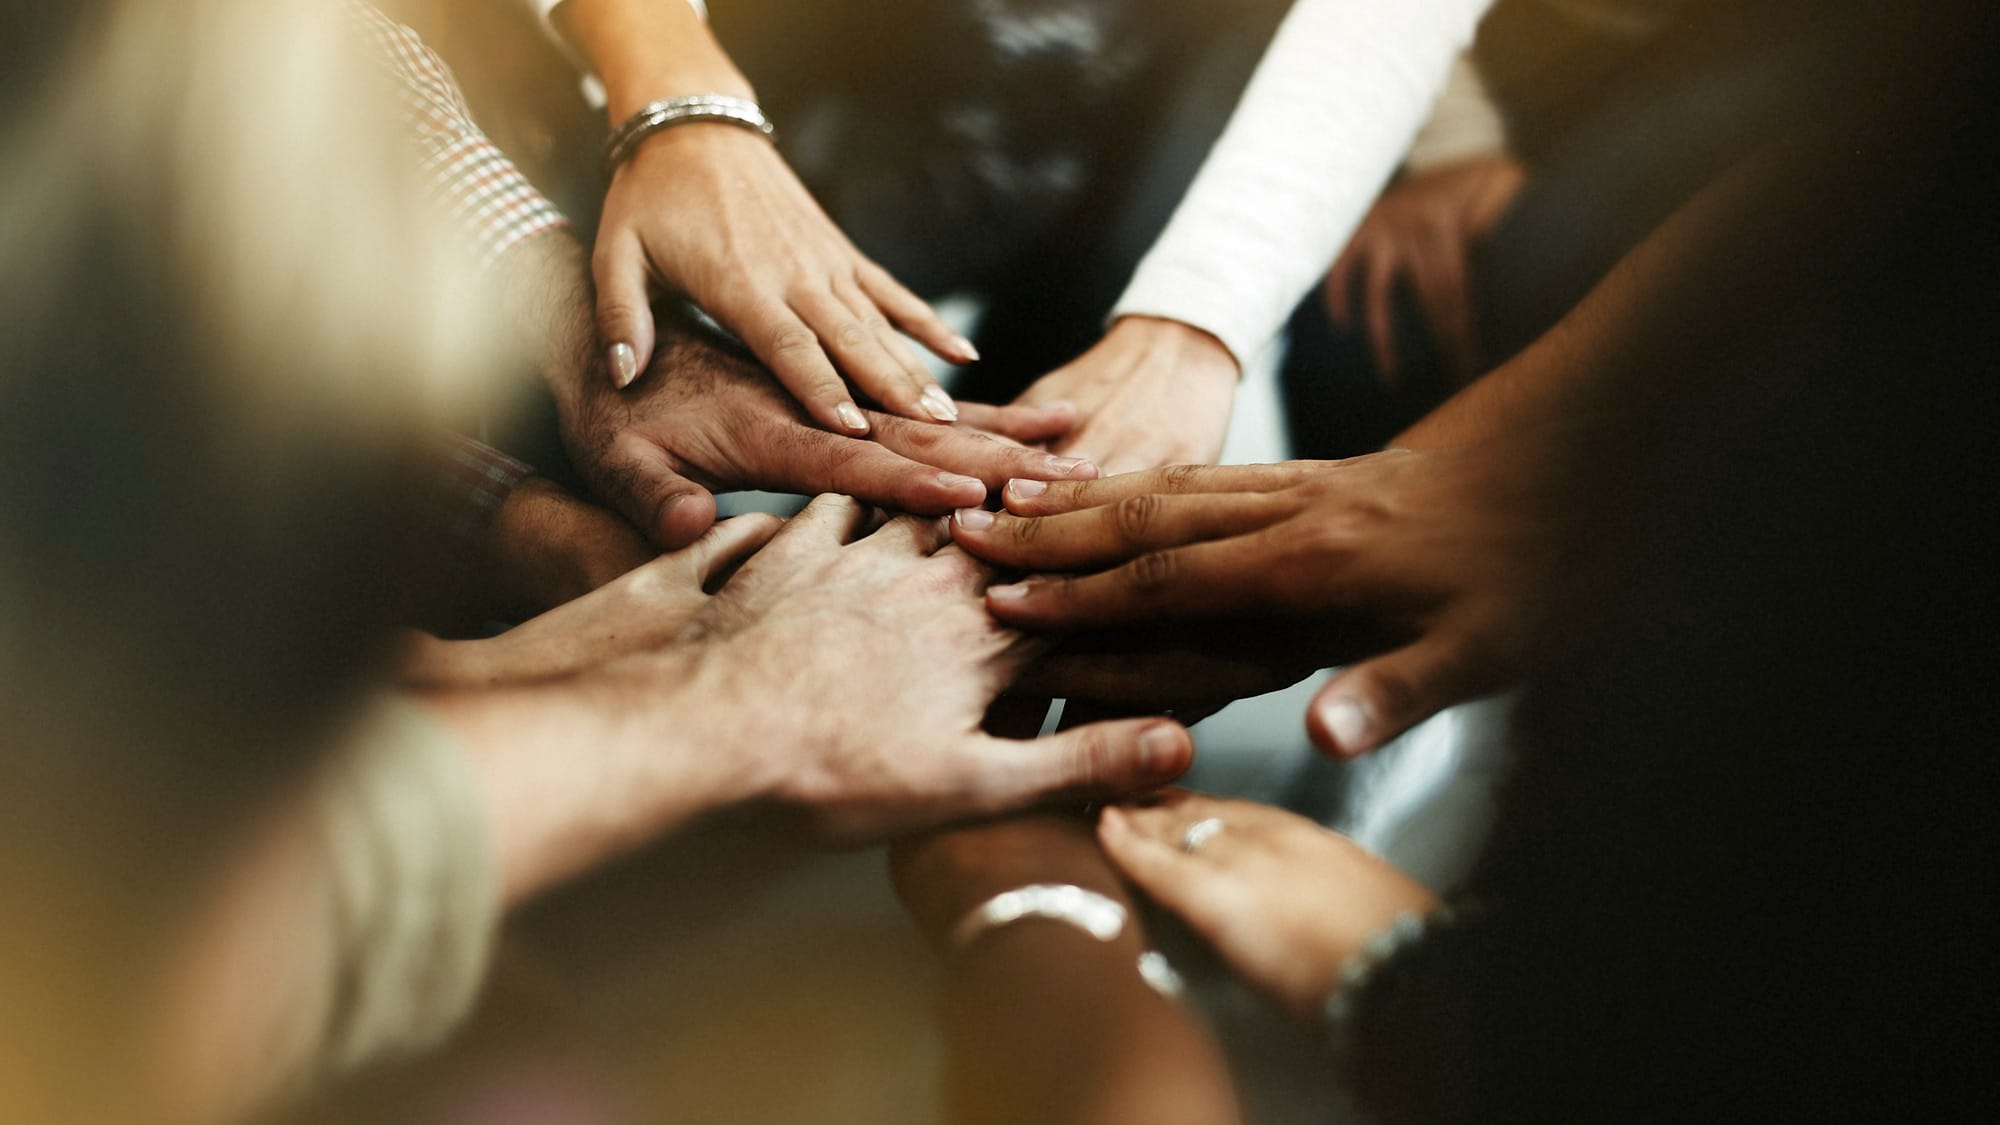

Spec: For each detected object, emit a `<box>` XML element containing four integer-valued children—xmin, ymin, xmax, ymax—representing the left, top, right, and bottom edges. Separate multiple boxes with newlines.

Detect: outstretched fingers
<box><xmin>1000</xmin><ymin>461</ymin><xmax>1328</xmax><ymax>516</ymax></box>
<box><xmin>983</xmin><ymin>531</ymin><xmax>1292</xmax><ymax>629</ymax></box>
<box><xmin>950</xmin><ymin>490</ymin><xmax>1294</xmax><ymax>571</ymax></box>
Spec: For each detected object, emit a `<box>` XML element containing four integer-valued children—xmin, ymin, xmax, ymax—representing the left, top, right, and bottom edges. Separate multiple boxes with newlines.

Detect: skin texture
<box><xmin>1326</xmin><ymin>155</ymin><xmax>1527</xmax><ymax>384</ymax></box>
<box><xmin>427</xmin><ymin>494</ymin><xmax>1199</xmax><ymax>906</ymax></box>
<box><xmin>553</xmin><ymin>306</ymin><xmax>1097</xmax><ymax>548</ymax></box>
<box><xmin>1012</xmin><ymin>315</ymin><xmax>1242</xmax><ymax>476</ymax></box>
<box><xmin>951</xmin><ymin>449</ymin><xmax>1551</xmax><ymax>757</ymax></box>
<box><xmin>557</xmin><ymin>0</ymin><xmax>974</xmax><ymax>428</ymax></box>
<box><xmin>1097</xmin><ymin>790</ymin><xmax>1437</xmax><ymax>1025</ymax></box>
<box><xmin>403</xmin><ymin>513</ymin><xmax>782</xmax><ymax>687</ymax></box>
<box><xmin>474</xmin><ymin>475</ymin><xmax>660</xmax><ymax>620</ymax></box>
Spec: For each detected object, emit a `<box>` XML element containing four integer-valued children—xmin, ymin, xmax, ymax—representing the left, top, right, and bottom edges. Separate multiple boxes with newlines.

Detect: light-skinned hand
<box><xmin>596</xmin><ymin>125</ymin><xmax>977</xmax><ymax>431</ymax></box>
<box><xmin>1098</xmin><ymin>790</ymin><xmax>1437</xmax><ymax>1024</ymax></box>
<box><xmin>1011</xmin><ymin>316</ymin><xmax>1240</xmax><ymax>476</ymax></box>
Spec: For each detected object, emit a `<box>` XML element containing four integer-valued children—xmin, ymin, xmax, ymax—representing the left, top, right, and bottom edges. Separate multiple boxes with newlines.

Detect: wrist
<box><xmin>1108</xmin><ymin>315</ymin><xmax>1241</xmax><ymax>384</ymax></box>
<box><xmin>892</xmin><ymin>815</ymin><xmax>1128</xmax><ymax>947</ymax></box>
<box><xmin>558</xmin><ymin>0</ymin><xmax>755</xmax><ymax>120</ymax></box>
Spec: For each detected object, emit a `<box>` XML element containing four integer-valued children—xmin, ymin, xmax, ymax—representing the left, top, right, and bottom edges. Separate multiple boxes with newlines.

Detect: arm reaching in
<box><xmin>427</xmin><ymin>494</ymin><xmax>1195</xmax><ymax>906</ymax></box>
<box><xmin>1097</xmin><ymin>792</ymin><xmax>1436</xmax><ymax>1025</ymax></box>
<box><xmin>549</xmin><ymin>0</ymin><xmax>975</xmax><ymax>429</ymax></box>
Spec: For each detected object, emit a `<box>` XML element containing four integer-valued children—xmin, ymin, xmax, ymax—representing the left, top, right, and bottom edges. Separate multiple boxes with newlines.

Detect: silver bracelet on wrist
<box><xmin>602</xmin><ymin>94</ymin><xmax>775</xmax><ymax>175</ymax></box>
<box><xmin>948</xmin><ymin>884</ymin><xmax>1188</xmax><ymax>1003</ymax></box>
<box><xmin>950</xmin><ymin>883</ymin><xmax>1127</xmax><ymax>950</ymax></box>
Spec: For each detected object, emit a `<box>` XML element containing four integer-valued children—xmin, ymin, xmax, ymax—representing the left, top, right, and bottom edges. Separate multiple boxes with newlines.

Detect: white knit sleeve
<box><xmin>1111</xmin><ymin>0</ymin><xmax>1494</xmax><ymax>365</ymax></box>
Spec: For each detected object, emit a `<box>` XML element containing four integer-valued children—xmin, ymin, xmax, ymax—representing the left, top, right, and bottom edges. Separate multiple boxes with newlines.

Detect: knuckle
<box><xmin>1062</xmin><ymin>730</ymin><xmax>1109</xmax><ymax>792</ymax></box>
<box><xmin>1124</xmin><ymin>549</ymin><xmax>1180</xmax><ymax>594</ymax></box>
<box><xmin>1110</xmin><ymin>493</ymin><xmax>1162</xmax><ymax>545</ymax></box>
<box><xmin>834</xmin><ymin>320</ymin><xmax>871</xmax><ymax>351</ymax></box>
<box><xmin>768</xmin><ymin>326</ymin><xmax>819</xmax><ymax>359</ymax></box>
<box><xmin>1158</xmin><ymin>463</ymin><xmax>1205</xmax><ymax>493</ymax></box>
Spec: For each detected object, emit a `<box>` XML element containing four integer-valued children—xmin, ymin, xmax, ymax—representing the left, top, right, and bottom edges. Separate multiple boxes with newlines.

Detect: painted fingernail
<box><xmin>609</xmin><ymin>342</ymin><xmax>638</xmax><ymax>388</ymax></box>
<box><xmin>988</xmin><ymin>583</ymin><xmax>1030</xmax><ymax>602</ymax></box>
<box><xmin>921</xmin><ymin>386</ymin><xmax>960</xmax><ymax>422</ymax></box>
<box><xmin>1046</xmin><ymin>455</ymin><xmax>1095</xmax><ymax>479</ymax></box>
<box><xmin>950</xmin><ymin>335</ymin><xmax>981</xmax><ymax>363</ymax></box>
<box><xmin>836</xmin><ymin>403</ymin><xmax>870</xmax><ymax>433</ymax></box>
<box><xmin>1006</xmin><ymin>478</ymin><xmax>1048</xmax><ymax>499</ymax></box>
<box><xmin>953</xmin><ymin>507</ymin><xmax>994</xmax><ymax>531</ymax></box>
<box><xmin>1139</xmin><ymin>724</ymin><xmax>1183</xmax><ymax>772</ymax></box>
<box><xmin>1319</xmin><ymin>696</ymin><xmax>1371</xmax><ymax>755</ymax></box>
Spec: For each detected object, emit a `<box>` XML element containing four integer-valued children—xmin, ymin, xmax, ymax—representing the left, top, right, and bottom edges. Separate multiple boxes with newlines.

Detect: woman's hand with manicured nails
<box><xmin>1097</xmin><ymin>790</ymin><xmax>1436</xmax><ymax>1024</ymax></box>
<box><xmin>596</xmin><ymin>125</ymin><xmax>978</xmax><ymax>432</ymax></box>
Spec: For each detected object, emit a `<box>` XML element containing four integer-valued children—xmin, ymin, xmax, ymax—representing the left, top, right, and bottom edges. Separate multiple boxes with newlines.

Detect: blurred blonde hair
<box><xmin>0</xmin><ymin>0</ymin><xmax>501</xmax><ymax>1117</ymax></box>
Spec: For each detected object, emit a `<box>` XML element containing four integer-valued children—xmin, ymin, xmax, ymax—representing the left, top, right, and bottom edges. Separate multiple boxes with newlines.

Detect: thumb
<box><xmin>683</xmin><ymin>513</ymin><xmax>783</xmax><ymax>585</ymax></box>
<box><xmin>593</xmin><ymin>237</ymin><xmax>657</xmax><ymax>389</ymax></box>
<box><xmin>598</xmin><ymin>438</ymin><xmax>718</xmax><ymax>550</ymax></box>
<box><xmin>1307</xmin><ymin>629</ymin><xmax>1507</xmax><ymax>758</ymax></box>
<box><xmin>969</xmin><ymin>719</ymin><xmax>1193</xmax><ymax>814</ymax></box>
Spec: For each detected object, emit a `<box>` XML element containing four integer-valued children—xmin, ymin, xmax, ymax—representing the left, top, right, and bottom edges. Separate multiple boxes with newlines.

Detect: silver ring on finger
<box><xmin>1181</xmin><ymin>817</ymin><xmax>1224</xmax><ymax>854</ymax></box>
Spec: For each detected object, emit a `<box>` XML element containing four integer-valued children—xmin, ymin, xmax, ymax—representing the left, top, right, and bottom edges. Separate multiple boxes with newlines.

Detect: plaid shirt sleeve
<box><xmin>432</xmin><ymin>433</ymin><xmax>535</xmax><ymax>548</ymax></box>
<box><xmin>347</xmin><ymin>2</ymin><xmax>569</xmax><ymax>271</ymax></box>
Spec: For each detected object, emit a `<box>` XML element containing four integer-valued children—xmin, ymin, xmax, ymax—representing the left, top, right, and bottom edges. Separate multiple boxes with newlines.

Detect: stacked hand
<box><xmin>403</xmin><ymin>512</ymin><xmax>781</xmax><ymax>688</ymax></box>
<box><xmin>1011</xmin><ymin>316</ymin><xmax>1241</xmax><ymax>476</ymax></box>
<box><xmin>556</xmin><ymin>302</ymin><xmax>1097</xmax><ymax>549</ymax></box>
<box><xmin>1097</xmin><ymin>791</ymin><xmax>1436</xmax><ymax>1024</ymax></box>
<box><xmin>950</xmin><ymin>446</ymin><xmax>1553</xmax><ymax>756</ymax></box>
<box><xmin>596</xmin><ymin>125</ymin><xmax>978</xmax><ymax>430</ymax></box>
<box><xmin>665</xmin><ymin>495</ymin><xmax>1197</xmax><ymax>844</ymax></box>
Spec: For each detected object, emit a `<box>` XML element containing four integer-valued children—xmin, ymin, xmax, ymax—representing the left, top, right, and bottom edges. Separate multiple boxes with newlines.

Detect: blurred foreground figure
<box><xmin>1</xmin><ymin>3</ymin><xmax>1194</xmax><ymax>1120</ymax></box>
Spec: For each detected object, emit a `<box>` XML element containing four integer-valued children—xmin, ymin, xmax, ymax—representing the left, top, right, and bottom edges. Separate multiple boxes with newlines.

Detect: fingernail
<box><xmin>609</xmin><ymin>343</ymin><xmax>638</xmax><ymax>388</ymax></box>
<box><xmin>1099</xmin><ymin>807</ymin><xmax>1128</xmax><ymax>834</ymax></box>
<box><xmin>1006</xmin><ymin>478</ymin><xmax>1048</xmax><ymax>499</ymax></box>
<box><xmin>950</xmin><ymin>334</ymin><xmax>981</xmax><ymax>363</ymax></box>
<box><xmin>921</xmin><ymin>386</ymin><xmax>960</xmax><ymax>422</ymax></box>
<box><xmin>1319</xmin><ymin>696</ymin><xmax>1371</xmax><ymax>755</ymax></box>
<box><xmin>1139</xmin><ymin>724</ymin><xmax>1183</xmax><ymax>772</ymax></box>
<box><xmin>836</xmin><ymin>403</ymin><xmax>869</xmax><ymax>433</ymax></box>
<box><xmin>988</xmin><ymin>583</ymin><xmax>1030</xmax><ymax>602</ymax></box>
<box><xmin>953</xmin><ymin>507</ymin><xmax>994</xmax><ymax>531</ymax></box>
<box><xmin>936</xmin><ymin>471</ymin><xmax>984</xmax><ymax>495</ymax></box>
<box><xmin>1046</xmin><ymin>455</ymin><xmax>1095</xmax><ymax>479</ymax></box>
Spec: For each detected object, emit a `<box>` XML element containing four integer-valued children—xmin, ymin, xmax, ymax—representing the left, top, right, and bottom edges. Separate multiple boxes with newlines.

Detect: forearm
<box><xmin>551</xmin><ymin>0</ymin><xmax>754</xmax><ymax>117</ymax></box>
<box><xmin>897</xmin><ymin>815</ymin><xmax>1241</xmax><ymax>1125</ymax></box>
<box><xmin>421</xmin><ymin>650</ymin><xmax>761</xmax><ymax>908</ymax></box>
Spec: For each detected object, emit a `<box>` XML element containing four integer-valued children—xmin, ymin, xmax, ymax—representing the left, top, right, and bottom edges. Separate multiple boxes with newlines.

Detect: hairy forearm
<box><xmin>490</xmin><ymin>227</ymin><xmax>598</xmax><ymax>397</ymax></box>
<box><xmin>421</xmin><ymin>649</ymin><xmax>763</xmax><ymax>908</ymax></box>
<box><xmin>552</xmin><ymin>0</ymin><xmax>754</xmax><ymax>117</ymax></box>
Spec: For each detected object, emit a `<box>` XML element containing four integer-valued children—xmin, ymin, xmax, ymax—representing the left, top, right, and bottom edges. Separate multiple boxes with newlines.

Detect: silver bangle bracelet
<box><xmin>949</xmin><ymin>883</ymin><xmax>1127</xmax><ymax>950</ymax></box>
<box><xmin>602</xmin><ymin>95</ymin><xmax>775</xmax><ymax>175</ymax></box>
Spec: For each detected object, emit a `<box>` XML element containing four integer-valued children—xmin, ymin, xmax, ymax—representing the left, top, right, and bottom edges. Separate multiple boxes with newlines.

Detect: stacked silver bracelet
<box><xmin>602</xmin><ymin>94</ymin><xmax>775</xmax><ymax>175</ymax></box>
